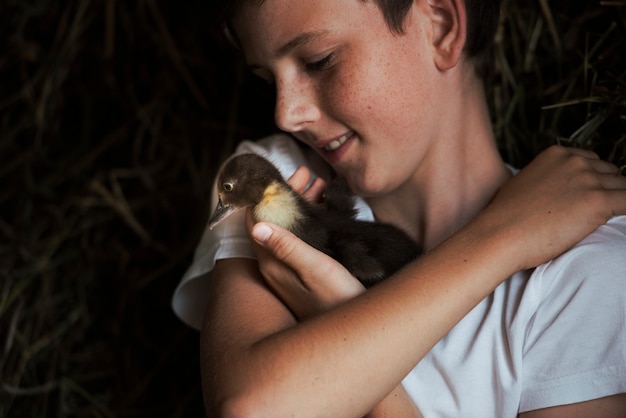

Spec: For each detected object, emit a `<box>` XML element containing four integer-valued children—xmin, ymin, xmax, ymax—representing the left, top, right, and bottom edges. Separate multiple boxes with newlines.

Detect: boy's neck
<box><xmin>366</xmin><ymin>74</ymin><xmax>512</xmax><ymax>250</ymax></box>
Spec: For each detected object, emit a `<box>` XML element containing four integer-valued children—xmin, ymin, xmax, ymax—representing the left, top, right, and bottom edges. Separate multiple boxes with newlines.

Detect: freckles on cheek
<box><xmin>365</xmin><ymin>63</ymin><xmax>405</xmax><ymax>119</ymax></box>
<box><xmin>330</xmin><ymin>68</ymin><xmax>369</xmax><ymax>119</ymax></box>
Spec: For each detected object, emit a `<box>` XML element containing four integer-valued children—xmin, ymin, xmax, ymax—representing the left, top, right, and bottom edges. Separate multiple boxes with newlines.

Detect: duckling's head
<box><xmin>209</xmin><ymin>153</ymin><xmax>284</xmax><ymax>229</ymax></box>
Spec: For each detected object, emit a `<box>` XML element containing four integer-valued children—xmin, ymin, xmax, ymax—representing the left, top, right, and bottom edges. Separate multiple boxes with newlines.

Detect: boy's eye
<box><xmin>304</xmin><ymin>53</ymin><xmax>335</xmax><ymax>73</ymax></box>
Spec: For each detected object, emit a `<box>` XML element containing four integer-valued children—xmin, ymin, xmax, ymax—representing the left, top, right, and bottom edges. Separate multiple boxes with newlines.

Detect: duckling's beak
<box><xmin>209</xmin><ymin>197</ymin><xmax>236</xmax><ymax>229</ymax></box>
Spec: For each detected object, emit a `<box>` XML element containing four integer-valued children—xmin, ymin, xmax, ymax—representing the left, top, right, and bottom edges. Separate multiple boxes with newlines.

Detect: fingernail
<box><xmin>252</xmin><ymin>223</ymin><xmax>273</xmax><ymax>244</ymax></box>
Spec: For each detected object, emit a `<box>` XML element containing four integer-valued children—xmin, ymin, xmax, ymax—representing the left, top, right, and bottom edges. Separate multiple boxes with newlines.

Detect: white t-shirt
<box><xmin>172</xmin><ymin>134</ymin><xmax>626</xmax><ymax>416</ymax></box>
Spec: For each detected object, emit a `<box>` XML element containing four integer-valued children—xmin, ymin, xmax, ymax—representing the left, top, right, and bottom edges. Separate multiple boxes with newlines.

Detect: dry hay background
<box><xmin>1</xmin><ymin>0</ymin><xmax>625</xmax><ymax>417</ymax></box>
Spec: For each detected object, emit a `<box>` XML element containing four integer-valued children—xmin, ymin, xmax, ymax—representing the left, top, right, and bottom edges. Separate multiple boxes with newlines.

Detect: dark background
<box><xmin>1</xmin><ymin>1</ymin><xmax>624</xmax><ymax>417</ymax></box>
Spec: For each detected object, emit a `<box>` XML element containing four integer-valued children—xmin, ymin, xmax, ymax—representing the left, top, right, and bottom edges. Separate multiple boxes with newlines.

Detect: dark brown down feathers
<box><xmin>209</xmin><ymin>153</ymin><xmax>422</xmax><ymax>287</ymax></box>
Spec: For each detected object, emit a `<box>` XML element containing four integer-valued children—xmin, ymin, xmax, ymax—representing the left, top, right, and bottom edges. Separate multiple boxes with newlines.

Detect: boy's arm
<box><xmin>366</xmin><ymin>385</ymin><xmax>423</xmax><ymax>418</ymax></box>
<box><xmin>200</xmin><ymin>258</ymin><xmax>296</xmax><ymax>418</ymax></box>
<box><xmin>200</xmin><ymin>146</ymin><xmax>626</xmax><ymax>417</ymax></box>
<box><xmin>201</xmin><ymin>212</ymin><xmax>523</xmax><ymax>418</ymax></box>
<box><xmin>201</xmin><ymin>259</ymin><xmax>422</xmax><ymax>418</ymax></box>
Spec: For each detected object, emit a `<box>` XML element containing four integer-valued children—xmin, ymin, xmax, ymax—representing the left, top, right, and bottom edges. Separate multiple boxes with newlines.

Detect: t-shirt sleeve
<box><xmin>519</xmin><ymin>215</ymin><xmax>626</xmax><ymax>411</ymax></box>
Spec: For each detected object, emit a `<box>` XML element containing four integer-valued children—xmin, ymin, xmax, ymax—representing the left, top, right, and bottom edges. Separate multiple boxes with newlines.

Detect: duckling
<box><xmin>209</xmin><ymin>153</ymin><xmax>422</xmax><ymax>287</ymax></box>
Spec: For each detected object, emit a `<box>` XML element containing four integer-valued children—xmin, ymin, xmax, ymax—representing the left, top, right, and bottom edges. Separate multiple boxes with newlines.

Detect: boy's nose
<box><xmin>274</xmin><ymin>78</ymin><xmax>321</xmax><ymax>133</ymax></box>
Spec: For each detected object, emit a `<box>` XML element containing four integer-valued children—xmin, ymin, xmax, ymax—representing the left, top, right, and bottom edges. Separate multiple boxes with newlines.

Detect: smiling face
<box><xmin>232</xmin><ymin>0</ymin><xmax>465</xmax><ymax>198</ymax></box>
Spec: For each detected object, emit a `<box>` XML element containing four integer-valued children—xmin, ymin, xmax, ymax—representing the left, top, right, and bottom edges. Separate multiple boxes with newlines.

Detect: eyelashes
<box><xmin>304</xmin><ymin>52</ymin><xmax>335</xmax><ymax>73</ymax></box>
<box><xmin>250</xmin><ymin>51</ymin><xmax>336</xmax><ymax>84</ymax></box>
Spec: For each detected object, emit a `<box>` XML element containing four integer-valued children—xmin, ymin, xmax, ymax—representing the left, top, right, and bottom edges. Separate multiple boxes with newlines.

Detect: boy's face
<box><xmin>233</xmin><ymin>0</ymin><xmax>447</xmax><ymax>197</ymax></box>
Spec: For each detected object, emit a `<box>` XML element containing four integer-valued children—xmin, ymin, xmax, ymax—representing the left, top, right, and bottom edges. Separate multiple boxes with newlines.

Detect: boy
<box><xmin>173</xmin><ymin>0</ymin><xmax>626</xmax><ymax>416</ymax></box>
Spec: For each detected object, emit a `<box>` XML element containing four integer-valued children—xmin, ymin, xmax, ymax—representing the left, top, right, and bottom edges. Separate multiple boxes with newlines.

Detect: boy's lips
<box><xmin>321</xmin><ymin>131</ymin><xmax>354</xmax><ymax>151</ymax></box>
<box><xmin>316</xmin><ymin>131</ymin><xmax>356</xmax><ymax>165</ymax></box>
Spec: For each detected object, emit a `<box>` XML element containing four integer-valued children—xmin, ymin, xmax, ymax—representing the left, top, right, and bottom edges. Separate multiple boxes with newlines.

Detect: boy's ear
<box><xmin>423</xmin><ymin>0</ymin><xmax>467</xmax><ymax>70</ymax></box>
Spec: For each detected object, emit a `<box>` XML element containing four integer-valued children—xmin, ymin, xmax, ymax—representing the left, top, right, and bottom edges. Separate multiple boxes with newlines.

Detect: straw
<box><xmin>1</xmin><ymin>1</ymin><xmax>624</xmax><ymax>416</ymax></box>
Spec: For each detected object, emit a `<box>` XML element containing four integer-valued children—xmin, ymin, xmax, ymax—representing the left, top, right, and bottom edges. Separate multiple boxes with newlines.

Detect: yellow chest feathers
<box><xmin>253</xmin><ymin>183</ymin><xmax>302</xmax><ymax>230</ymax></box>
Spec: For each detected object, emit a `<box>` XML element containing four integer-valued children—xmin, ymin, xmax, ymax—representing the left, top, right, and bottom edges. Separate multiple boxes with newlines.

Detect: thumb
<box><xmin>246</xmin><ymin>206</ymin><xmax>306</xmax><ymax>263</ymax></box>
<box><xmin>250</xmin><ymin>222</ymin><xmax>303</xmax><ymax>265</ymax></box>
<box><xmin>251</xmin><ymin>221</ymin><xmax>363</xmax><ymax>294</ymax></box>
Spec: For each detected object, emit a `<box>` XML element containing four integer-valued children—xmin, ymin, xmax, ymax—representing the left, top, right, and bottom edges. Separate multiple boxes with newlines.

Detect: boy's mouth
<box><xmin>324</xmin><ymin>131</ymin><xmax>353</xmax><ymax>151</ymax></box>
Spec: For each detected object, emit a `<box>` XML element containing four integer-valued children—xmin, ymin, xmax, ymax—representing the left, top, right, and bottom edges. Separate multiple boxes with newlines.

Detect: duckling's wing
<box><xmin>326</xmin><ymin>220</ymin><xmax>422</xmax><ymax>287</ymax></box>
<box><xmin>323</xmin><ymin>177</ymin><xmax>358</xmax><ymax>218</ymax></box>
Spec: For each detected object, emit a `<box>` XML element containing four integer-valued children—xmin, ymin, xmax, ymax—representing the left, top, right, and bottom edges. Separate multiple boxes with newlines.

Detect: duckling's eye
<box><xmin>223</xmin><ymin>182</ymin><xmax>234</xmax><ymax>192</ymax></box>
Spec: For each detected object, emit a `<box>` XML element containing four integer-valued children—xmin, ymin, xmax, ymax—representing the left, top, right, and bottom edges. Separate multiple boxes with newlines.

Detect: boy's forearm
<box><xmin>202</xmin><ymin>223</ymin><xmax>518</xmax><ymax>417</ymax></box>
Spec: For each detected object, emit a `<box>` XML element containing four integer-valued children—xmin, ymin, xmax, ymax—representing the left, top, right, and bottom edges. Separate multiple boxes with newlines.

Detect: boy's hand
<box><xmin>246</xmin><ymin>166</ymin><xmax>365</xmax><ymax>320</ymax></box>
<box><xmin>481</xmin><ymin>145</ymin><xmax>626</xmax><ymax>272</ymax></box>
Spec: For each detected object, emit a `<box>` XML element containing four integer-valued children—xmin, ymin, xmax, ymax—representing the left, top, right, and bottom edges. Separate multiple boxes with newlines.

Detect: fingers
<box><xmin>249</xmin><ymin>221</ymin><xmax>344</xmax><ymax>280</ymax></box>
<box><xmin>248</xmin><ymin>204</ymin><xmax>360</xmax><ymax>268</ymax></box>
<box><xmin>605</xmin><ymin>190</ymin><xmax>626</xmax><ymax>216</ymax></box>
<box><xmin>602</xmin><ymin>175</ymin><xmax>626</xmax><ymax>190</ymax></box>
<box><xmin>547</xmin><ymin>145</ymin><xmax>620</xmax><ymax>175</ymax></box>
<box><xmin>246</xmin><ymin>209</ymin><xmax>320</xmax><ymax>277</ymax></box>
<box><xmin>287</xmin><ymin>166</ymin><xmax>311</xmax><ymax>193</ymax></box>
<box><xmin>565</xmin><ymin>146</ymin><xmax>599</xmax><ymax>159</ymax></box>
<box><xmin>561</xmin><ymin>146</ymin><xmax>625</xmax><ymax>186</ymax></box>
<box><xmin>287</xmin><ymin>166</ymin><xmax>327</xmax><ymax>203</ymax></box>
<box><xmin>529</xmin><ymin>146</ymin><xmax>622</xmax><ymax>186</ymax></box>
<box><xmin>591</xmin><ymin>160</ymin><xmax>620</xmax><ymax>175</ymax></box>
<box><xmin>303</xmin><ymin>178</ymin><xmax>326</xmax><ymax>202</ymax></box>
<box><xmin>569</xmin><ymin>148</ymin><xmax>620</xmax><ymax>175</ymax></box>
